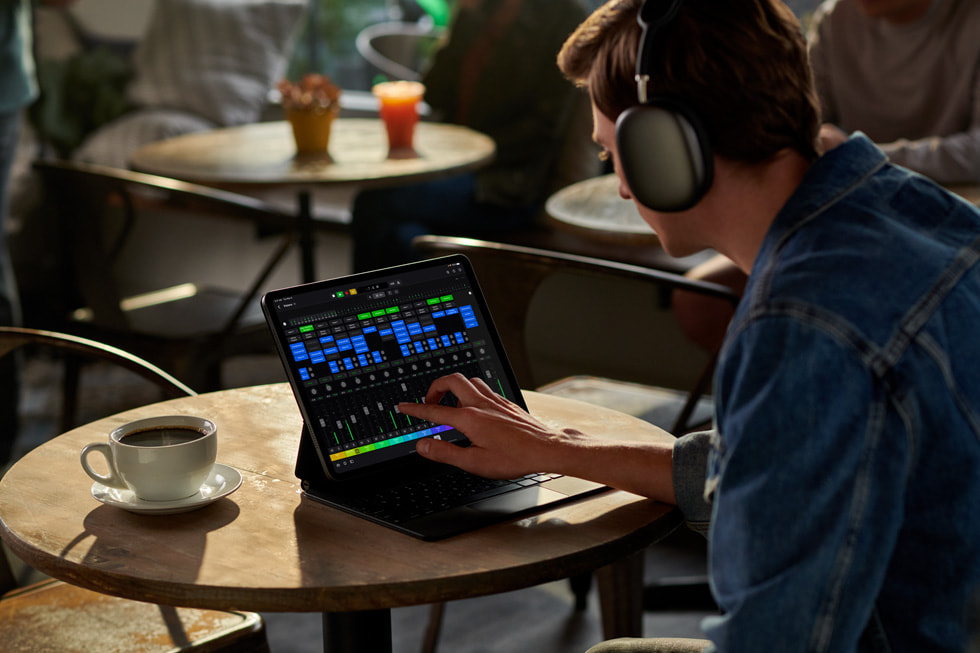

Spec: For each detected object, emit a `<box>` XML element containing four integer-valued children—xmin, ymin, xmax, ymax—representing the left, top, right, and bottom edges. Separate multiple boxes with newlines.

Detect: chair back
<box><xmin>28</xmin><ymin>159</ymin><xmax>296</xmax><ymax>389</ymax></box>
<box><xmin>0</xmin><ymin>326</ymin><xmax>195</xmax><ymax>399</ymax></box>
<box><xmin>356</xmin><ymin>21</ymin><xmax>443</xmax><ymax>82</ymax></box>
<box><xmin>0</xmin><ymin>325</ymin><xmax>196</xmax><ymax>450</ymax></box>
<box><xmin>32</xmin><ymin>158</ymin><xmax>295</xmax><ymax>333</ymax></box>
<box><xmin>412</xmin><ymin>236</ymin><xmax>740</xmax><ymax>431</ymax></box>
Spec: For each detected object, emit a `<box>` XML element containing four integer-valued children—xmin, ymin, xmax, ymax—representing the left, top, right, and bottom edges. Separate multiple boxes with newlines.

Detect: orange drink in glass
<box><xmin>372</xmin><ymin>81</ymin><xmax>425</xmax><ymax>157</ymax></box>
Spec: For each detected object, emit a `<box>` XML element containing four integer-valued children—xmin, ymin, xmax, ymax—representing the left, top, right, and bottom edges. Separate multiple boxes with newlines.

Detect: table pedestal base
<box><xmin>597</xmin><ymin>549</ymin><xmax>645</xmax><ymax>637</ymax></box>
<box><xmin>323</xmin><ymin>609</ymin><xmax>392</xmax><ymax>652</ymax></box>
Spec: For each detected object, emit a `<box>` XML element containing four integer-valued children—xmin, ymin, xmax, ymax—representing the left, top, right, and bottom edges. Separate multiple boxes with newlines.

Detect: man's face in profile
<box><xmin>855</xmin><ymin>0</ymin><xmax>933</xmax><ymax>24</ymax></box>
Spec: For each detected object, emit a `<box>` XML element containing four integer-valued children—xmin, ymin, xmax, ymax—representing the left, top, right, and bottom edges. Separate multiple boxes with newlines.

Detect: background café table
<box><xmin>543</xmin><ymin>173</ymin><xmax>715</xmax><ymax>273</ymax></box>
<box><xmin>544</xmin><ymin>174</ymin><xmax>980</xmax><ymax>273</ymax></box>
<box><xmin>129</xmin><ymin>118</ymin><xmax>497</xmax><ymax>282</ymax></box>
<box><xmin>0</xmin><ymin>384</ymin><xmax>680</xmax><ymax>653</ymax></box>
<box><xmin>545</xmin><ymin>173</ymin><xmax>659</xmax><ymax>244</ymax></box>
<box><xmin>547</xmin><ymin>177</ymin><xmax>980</xmax><ymax>238</ymax></box>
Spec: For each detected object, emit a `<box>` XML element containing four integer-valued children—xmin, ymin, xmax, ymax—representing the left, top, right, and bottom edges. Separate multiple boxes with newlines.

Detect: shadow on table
<box><xmin>59</xmin><ymin>500</ymin><xmax>240</xmax><ymax>585</ymax></box>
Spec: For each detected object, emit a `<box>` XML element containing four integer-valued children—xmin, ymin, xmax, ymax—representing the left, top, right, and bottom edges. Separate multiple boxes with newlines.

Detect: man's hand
<box><xmin>398</xmin><ymin>373</ymin><xmax>584</xmax><ymax>479</ymax></box>
<box><xmin>400</xmin><ymin>373</ymin><xmax>678</xmax><ymax>503</ymax></box>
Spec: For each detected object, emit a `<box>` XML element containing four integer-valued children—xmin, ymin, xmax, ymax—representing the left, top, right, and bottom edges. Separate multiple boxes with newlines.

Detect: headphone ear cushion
<box><xmin>615</xmin><ymin>102</ymin><xmax>713</xmax><ymax>211</ymax></box>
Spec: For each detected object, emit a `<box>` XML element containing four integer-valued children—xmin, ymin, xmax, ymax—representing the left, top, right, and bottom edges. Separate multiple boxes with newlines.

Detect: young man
<box><xmin>399</xmin><ymin>0</ymin><xmax>980</xmax><ymax>650</ymax></box>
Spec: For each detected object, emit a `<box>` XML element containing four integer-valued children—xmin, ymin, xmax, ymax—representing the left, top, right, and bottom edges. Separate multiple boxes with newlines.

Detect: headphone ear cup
<box><xmin>615</xmin><ymin>102</ymin><xmax>713</xmax><ymax>211</ymax></box>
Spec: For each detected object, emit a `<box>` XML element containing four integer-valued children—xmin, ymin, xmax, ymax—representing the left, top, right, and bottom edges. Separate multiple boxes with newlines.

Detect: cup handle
<box><xmin>80</xmin><ymin>442</ymin><xmax>126</xmax><ymax>489</ymax></box>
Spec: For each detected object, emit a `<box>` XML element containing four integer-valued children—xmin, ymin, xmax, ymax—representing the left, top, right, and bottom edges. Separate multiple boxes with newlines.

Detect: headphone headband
<box><xmin>635</xmin><ymin>0</ymin><xmax>685</xmax><ymax>103</ymax></box>
<box><xmin>616</xmin><ymin>0</ymin><xmax>711</xmax><ymax>212</ymax></box>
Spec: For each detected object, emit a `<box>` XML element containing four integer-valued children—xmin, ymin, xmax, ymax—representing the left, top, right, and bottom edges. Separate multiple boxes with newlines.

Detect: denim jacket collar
<box><xmin>752</xmin><ymin>133</ymin><xmax>889</xmax><ymax>284</ymax></box>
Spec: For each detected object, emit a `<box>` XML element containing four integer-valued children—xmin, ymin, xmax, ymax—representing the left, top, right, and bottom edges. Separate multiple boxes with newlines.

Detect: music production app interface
<box><xmin>270</xmin><ymin>261</ymin><xmax>513</xmax><ymax>473</ymax></box>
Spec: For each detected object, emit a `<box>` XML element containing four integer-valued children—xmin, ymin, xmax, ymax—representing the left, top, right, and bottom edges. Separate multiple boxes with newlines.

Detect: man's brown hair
<box><xmin>558</xmin><ymin>0</ymin><xmax>820</xmax><ymax>163</ymax></box>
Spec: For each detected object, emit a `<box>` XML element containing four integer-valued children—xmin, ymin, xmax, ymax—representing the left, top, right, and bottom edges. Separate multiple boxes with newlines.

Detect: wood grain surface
<box><xmin>0</xmin><ymin>385</ymin><xmax>679</xmax><ymax>614</ymax></box>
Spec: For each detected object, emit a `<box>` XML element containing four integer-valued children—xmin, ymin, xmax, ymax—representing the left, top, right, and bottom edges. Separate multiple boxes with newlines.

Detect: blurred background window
<box><xmin>288</xmin><ymin>0</ymin><xmax>823</xmax><ymax>93</ymax></box>
<box><xmin>288</xmin><ymin>0</ymin><xmax>451</xmax><ymax>90</ymax></box>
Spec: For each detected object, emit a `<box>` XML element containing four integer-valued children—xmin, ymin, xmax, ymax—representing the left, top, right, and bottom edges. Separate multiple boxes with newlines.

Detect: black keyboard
<box><xmin>335</xmin><ymin>467</ymin><xmax>564</xmax><ymax>524</ymax></box>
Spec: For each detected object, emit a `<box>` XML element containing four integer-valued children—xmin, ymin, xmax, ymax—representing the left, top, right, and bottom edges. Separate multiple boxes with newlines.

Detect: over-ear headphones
<box><xmin>615</xmin><ymin>0</ymin><xmax>713</xmax><ymax>211</ymax></box>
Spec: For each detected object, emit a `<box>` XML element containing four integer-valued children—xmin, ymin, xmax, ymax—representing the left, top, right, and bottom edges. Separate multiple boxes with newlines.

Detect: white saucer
<box><xmin>91</xmin><ymin>463</ymin><xmax>242</xmax><ymax>515</ymax></box>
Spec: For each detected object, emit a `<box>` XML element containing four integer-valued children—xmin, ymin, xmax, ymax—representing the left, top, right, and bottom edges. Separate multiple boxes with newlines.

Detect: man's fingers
<box><xmin>398</xmin><ymin>400</ymin><xmax>455</xmax><ymax>424</ymax></box>
<box><xmin>416</xmin><ymin>436</ymin><xmax>467</xmax><ymax>467</ymax></box>
<box><xmin>422</xmin><ymin>373</ymin><xmax>494</xmax><ymax>406</ymax></box>
<box><xmin>466</xmin><ymin>375</ymin><xmax>499</xmax><ymax>398</ymax></box>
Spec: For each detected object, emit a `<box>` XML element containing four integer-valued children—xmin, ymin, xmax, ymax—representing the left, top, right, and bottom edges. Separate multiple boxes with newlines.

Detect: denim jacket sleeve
<box><xmin>703</xmin><ymin>314</ymin><xmax>909</xmax><ymax>652</ymax></box>
<box><xmin>672</xmin><ymin>429</ymin><xmax>714</xmax><ymax>536</ymax></box>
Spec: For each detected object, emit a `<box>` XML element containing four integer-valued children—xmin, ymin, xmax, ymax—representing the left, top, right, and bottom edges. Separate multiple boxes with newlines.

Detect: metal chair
<box><xmin>0</xmin><ymin>326</ymin><xmax>270</xmax><ymax>653</ymax></box>
<box><xmin>1</xmin><ymin>324</ymin><xmax>195</xmax><ymax>446</ymax></box>
<box><xmin>355</xmin><ymin>21</ymin><xmax>443</xmax><ymax>82</ymax></box>
<box><xmin>30</xmin><ymin>159</ymin><xmax>297</xmax><ymax>393</ymax></box>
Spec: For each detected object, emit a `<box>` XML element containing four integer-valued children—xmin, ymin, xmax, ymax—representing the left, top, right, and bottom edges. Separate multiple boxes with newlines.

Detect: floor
<box><xmin>4</xmin><ymin>353</ymin><xmax>715</xmax><ymax>653</ymax></box>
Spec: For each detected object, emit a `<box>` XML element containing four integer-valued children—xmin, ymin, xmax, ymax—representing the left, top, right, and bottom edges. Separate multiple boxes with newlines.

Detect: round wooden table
<box><xmin>543</xmin><ymin>173</ymin><xmax>720</xmax><ymax>273</ymax></box>
<box><xmin>546</xmin><ymin>178</ymin><xmax>980</xmax><ymax>242</ymax></box>
<box><xmin>130</xmin><ymin>118</ymin><xmax>496</xmax><ymax>188</ymax></box>
<box><xmin>0</xmin><ymin>384</ymin><xmax>680</xmax><ymax>653</ymax></box>
<box><xmin>545</xmin><ymin>173</ymin><xmax>659</xmax><ymax>244</ymax></box>
<box><xmin>130</xmin><ymin>118</ymin><xmax>497</xmax><ymax>283</ymax></box>
<box><xmin>544</xmin><ymin>176</ymin><xmax>980</xmax><ymax>273</ymax></box>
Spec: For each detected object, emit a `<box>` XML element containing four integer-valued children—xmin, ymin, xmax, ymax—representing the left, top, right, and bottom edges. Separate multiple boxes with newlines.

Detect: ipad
<box><xmin>261</xmin><ymin>255</ymin><xmax>604</xmax><ymax>539</ymax></box>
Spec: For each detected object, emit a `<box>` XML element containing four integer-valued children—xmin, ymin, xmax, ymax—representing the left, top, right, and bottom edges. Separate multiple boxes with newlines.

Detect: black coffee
<box><xmin>121</xmin><ymin>427</ymin><xmax>207</xmax><ymax>447</ymax></box>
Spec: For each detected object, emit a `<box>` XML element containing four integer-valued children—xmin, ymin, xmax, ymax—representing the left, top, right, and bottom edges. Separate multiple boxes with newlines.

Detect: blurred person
<box><xmin>349</xmin><ymin>0</ymin><xmax>592</xmax><ymax>272</ymax></box>
<box><xmin>1</xmin><ymin>0</ymin><xmax>76</xmax><ymax>464</ymax></box>
<box><xmin>811</xmin><ymin>0</ymin><xmax>980</xmax><ymax>183</ymax></box>
<box><xmin>398</xmin><ymin>0</ymin><xmax>980</xmax><ymax>650</ymax></box>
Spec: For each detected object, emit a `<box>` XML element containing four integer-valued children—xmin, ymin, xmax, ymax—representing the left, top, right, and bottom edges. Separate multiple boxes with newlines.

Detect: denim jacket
<box><xmin>672</xmin><ymin>134</ymin><xmax>980</xmax><ymax>651</ymax></box>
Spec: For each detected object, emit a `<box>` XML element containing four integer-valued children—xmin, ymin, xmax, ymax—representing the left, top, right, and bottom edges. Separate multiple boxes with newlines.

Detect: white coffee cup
<box><xmin>80</xmin><ymin>415</ymin><xmax>217</xmax><ymax>502</ymax></box>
